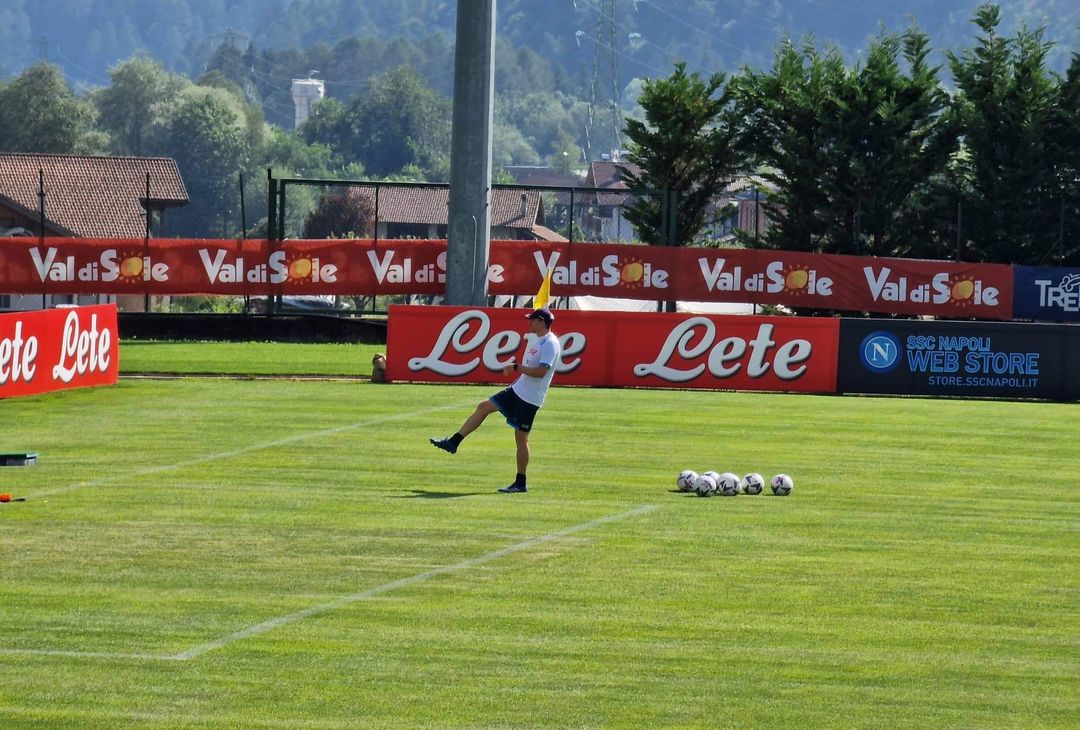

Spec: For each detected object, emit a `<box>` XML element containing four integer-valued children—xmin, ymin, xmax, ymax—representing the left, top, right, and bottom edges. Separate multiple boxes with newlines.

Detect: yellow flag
<box><xmin>533</xmin><ymin>268</ymin><xmax>553</xmax><ymax>309</ymax></box>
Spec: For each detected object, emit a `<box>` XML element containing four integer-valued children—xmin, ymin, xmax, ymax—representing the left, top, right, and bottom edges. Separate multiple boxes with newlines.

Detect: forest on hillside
<box><xmin>3</xmin><ymin>0</ymin><xmax>1078</xmax><ymax>86</ymax></box>
<box><xmin>0</xmin><ymin>3</ymin><xmax>1076</xmax><ymax>266</ymax></box>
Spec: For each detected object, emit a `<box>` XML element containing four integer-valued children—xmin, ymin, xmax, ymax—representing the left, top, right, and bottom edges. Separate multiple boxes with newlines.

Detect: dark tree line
<box><xmin>623</xmin><ymin>5</ymin><xmax>1080</xmax><ymax>266</ymax></box>
<box><xmin>1</xmin><ymin>3</ymin><xmax>1076</xmax><ymax>265</ymax></box>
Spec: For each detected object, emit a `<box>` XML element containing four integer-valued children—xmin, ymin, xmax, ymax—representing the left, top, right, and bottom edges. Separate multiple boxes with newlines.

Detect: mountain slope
<box><xmin>2</xmin><ymin>0</ymin><xmax>1075</xmax><ymax>90</ymax></box>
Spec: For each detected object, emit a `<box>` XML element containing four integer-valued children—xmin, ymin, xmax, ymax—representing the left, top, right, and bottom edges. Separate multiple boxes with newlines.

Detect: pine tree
<box><xmin>1048</xmin><ymin>53</ymin><xmax>1080</xmax><ymax>264</ymax></box>
<box><xmin>620</xmin><ymin>62</ymin><xmax>747</xmax><ymax>249</ymax></box>
<box><xmin>947</xmin><ymin>4</ymin><xmax>1059</xmax><ymax>263</ymax></box>
<box><xmin>734</xmin><ymin>39</ymin><xmax>844</xmax><ymax>252</ymax></box>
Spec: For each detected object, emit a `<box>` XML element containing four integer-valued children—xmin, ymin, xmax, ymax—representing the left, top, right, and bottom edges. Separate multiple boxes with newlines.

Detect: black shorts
<box><xmin>490</xmin><ymin>387</ymin><xmax>539</xmax><ymax>432</ymax></box>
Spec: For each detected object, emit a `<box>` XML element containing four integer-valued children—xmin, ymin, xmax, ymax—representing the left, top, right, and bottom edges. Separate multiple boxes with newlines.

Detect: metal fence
<box><xmin>266</xmin><ymin>172</ymin><xmax>676</xmax><ymax>246</ymax></box>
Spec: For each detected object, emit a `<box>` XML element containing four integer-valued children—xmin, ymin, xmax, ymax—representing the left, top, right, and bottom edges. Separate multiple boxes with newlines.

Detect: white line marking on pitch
<box><xmin>171</xmin><ymin>503</ymin><xmax>657</xmax><ymax>660</ymax></box>
<box><xmin>28</xmin><ymin>400</ymin><xmax>474</xmax><ymax>500</ymax></box>
<box><xmin>0</xmin><ymin>504</ymin><xmax>658</xmax><ymax>662</ymax></box>
<box><xmin>0</xmin><ymin>648</ymin><xmax>171</xmax><ymax>661</ymax></box>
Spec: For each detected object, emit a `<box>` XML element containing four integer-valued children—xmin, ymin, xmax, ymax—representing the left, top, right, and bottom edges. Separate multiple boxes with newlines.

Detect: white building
<box><xmin>291</xmin><ymin>78</ymin><xmax>325</xmax><ymax>129</ymax></box>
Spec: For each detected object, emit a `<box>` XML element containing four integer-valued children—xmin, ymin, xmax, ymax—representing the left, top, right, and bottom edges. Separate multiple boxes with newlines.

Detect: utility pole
<box><xmin>445</xmin><ymin>0</ymin><xmax>497</xmax><ymax>306</ymax></box>
<box><xmin>579</xmin><ymin>0</ymin><xmax>623</xmax><ymax>162</ymax></box>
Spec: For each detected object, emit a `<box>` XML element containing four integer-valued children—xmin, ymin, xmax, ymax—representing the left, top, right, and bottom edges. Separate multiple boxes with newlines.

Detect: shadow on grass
<box><xmin>396</xmin><ymin>489</ymin><xmax>488</xmax><ymax>499</ymax></box>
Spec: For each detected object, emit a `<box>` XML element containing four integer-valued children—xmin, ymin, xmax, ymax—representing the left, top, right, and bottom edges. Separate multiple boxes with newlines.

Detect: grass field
<box><xmin>1</xmin><ymin>342</ymin><xmax>1077</xmax><ymax>728</ymax></box>
<box><xmin>119</xmin><ymin>341</ymin><xmax>385</xmax><ymax>377</ymax></box>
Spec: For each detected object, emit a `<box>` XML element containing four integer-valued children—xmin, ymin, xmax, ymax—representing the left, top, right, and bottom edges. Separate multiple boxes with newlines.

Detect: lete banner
<box><xmin>386</xmin><ymin>305</ymin><xmax>840</xmax><ymax>393</ymax></box>
<box><xmin>0</xmin><ymin>304</ymin><xmax>119</xmax><ymax>399</ymax></box>
<box><xmin>0</xmin><ymin>237</ymin><xmax>1014</xmax><ymax>319</ymax></box>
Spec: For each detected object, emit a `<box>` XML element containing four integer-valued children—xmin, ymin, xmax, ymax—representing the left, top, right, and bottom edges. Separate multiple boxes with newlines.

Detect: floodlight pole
<box><xmin>445</xmin><ymin>0</ymin><xmax>497</xmax><ymax>306</ymax></box>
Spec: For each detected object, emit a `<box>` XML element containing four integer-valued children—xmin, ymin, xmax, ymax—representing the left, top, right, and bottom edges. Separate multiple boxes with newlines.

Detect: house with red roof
<box><xmin>369</xmin><ymin>186</ymin><xmax>566</xmax><ymax>242</ymax></box>
<box><xmin>0</xmin><ymin>153</ymin><xmax>188</xmax><ymax>310</ymax></box>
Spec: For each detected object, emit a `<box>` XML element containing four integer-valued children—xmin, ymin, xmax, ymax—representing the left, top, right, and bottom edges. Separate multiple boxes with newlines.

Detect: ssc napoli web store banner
<box><xmin>386</xmin><ymin>305</ymin><xmax>839</xmax><ymax>393</ymax></box>
<box><xmin>0</xmin><ymin>304</ymin><xmax>119</xmax><ymax>399</ymax></box>
<box><xmin>837</xmin><ymin>318</ymin><xmax>1074</xmax><ymax>400</ymax></box>
<box><xmin>1013</xmin><ymin>266</ymin><xmax>1080</xmax><ymax>322</ymax></box>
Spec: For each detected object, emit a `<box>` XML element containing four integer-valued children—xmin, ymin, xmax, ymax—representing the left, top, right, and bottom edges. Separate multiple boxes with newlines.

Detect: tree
<box><xmin>620</xmin><ymin>62</ymin><xmax>747</xmax><ymax>249</ymax></box>
<box><xmin>820</xmin><ymin>28</ymin><xmax>958</xmax><ymax>258</ymax></box>
<box><xmin>158</xmin><ymin>88</ymin><xmax>251</xmax><ymax>236</ymax></box>
<box><xmin>302</xmin><ymin>187</ymin><xmax>376</xmax><ymax>238</ymax></box>
<box><xmin>1047</xmin><ymin>52</ymin><xmax>1080</xmax><ymax>264</ymax></box>
<box><xmin>947</xmin><ymin>4</ymin><xmax>1060</xmax><ymax>263</ymax></box>
<box><xmin>548</xmin><ymin>129</ymin><xmax>583</xmax><ymax>175</ymax></box>
<box><xmin>0</xmin><ymin>63</ymin><xmax>102</xmax><ymax>154</ymax></box>
<box><xmin>349</xmin><ymin>66</ymin><xmax>450</xmax><ymax>179</ymax></box>
<box><xmin>93</xmin><ymin>56</ymin><xmax>189</xmax><ymax>156</ymax></box>
<box><xmin>735</xmin><ymin>40</ymin><xmax>844</xmax><ymax>252</ymax></box>
<box><xmin>734</xmin><ymin>30</ymin><xmax>958</xmax><ymax>258</ymax></box>
<box><xmin>300</xmin><ymin>67</ymin><xmax>450</xmax><ymax>179</ymax></box>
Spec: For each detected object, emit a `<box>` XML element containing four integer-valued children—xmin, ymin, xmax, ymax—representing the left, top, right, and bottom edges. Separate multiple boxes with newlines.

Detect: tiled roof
<box><xmin>585</xmin><ymin>160</ymin><xmax>640</xmax><ymax>207</ymax></box>
<box><xmin>528</xmin><ymin>224</ymin><xmax>569</xmax><ymax>242</ymax></box>
<box><xmin>512</xmin><ymin>173</ymin><xmax>582</xmax><ymax>206</ymax></box>
<box><xmin>0</xmin><ymin>153</ymin><xmax>188</xmax><ymax>238</ymax></box>
<box><xmin>369</xmin><ymin>187</ymin><xmax>543</xmax><ymax>229</ymax></box>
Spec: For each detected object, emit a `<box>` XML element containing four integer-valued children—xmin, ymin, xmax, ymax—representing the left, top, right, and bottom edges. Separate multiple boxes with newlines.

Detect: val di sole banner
<box><xmin>837</xmin><ymin>318</ymin><xmax>1075</xmax><ymax>400</ymax></box>
<box><xmin>386</xmin><ymin>305</ymin><xmax>840</xmax><ymax>394</ymax></box>
<box><xmin>0</xmin><ymin>237</ymin><xmax>1016</xmax><ymax>320</ymax></box>
<box><xmin>0</xmin><ymin>304</ymin><xmax>119</xmax><ymax>398</ymax></box>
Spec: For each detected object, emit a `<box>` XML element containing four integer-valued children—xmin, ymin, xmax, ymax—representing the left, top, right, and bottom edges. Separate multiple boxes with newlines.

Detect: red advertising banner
<box><xmin>0</xmin><ymin>304</ymin><xmax>119</xmax><ymax>399</ymax></box>
<box><xmin>488</xmin><ymin>243</ymin><xmax>1014</xmax><ymax>320</ymax></box>
<box><xmin>0</xmin><ymin>237</ymin><xmax>1013</xmax><ymax>319</ymax></box>
<box><xmin>386</xmin><ymin>305</ymin><xmax>839</xmax><ymax>394</ymax></box>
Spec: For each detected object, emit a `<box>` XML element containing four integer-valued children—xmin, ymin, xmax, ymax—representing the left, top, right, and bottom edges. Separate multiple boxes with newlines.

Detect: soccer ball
<box><xmin>702</xmin><ymin>470</ymin><xmax>721</xmax><ymax>486</ymax></box>
<box><xmin>716</xmin><ymin>472</ymin><xmax>740</xmax><ymax>496</ymax></box>
<box><xmin>770</xmin><ymin>473</ymin><xmax>794</xmax><ymax>496</ymax></box>
<box><xmin>692</xmin><ymin>473</ymin><xmax>717</xmax><ymax>497</ymax></box>
<box><xmin>741</xmin><ymin>473</ymin><xmax>765</xmax><ymax>495</ymax></box>
<box><xmin>677</xmin><ymin>470</ymin><xmax>698</xmax><ymax>492</ymax></box>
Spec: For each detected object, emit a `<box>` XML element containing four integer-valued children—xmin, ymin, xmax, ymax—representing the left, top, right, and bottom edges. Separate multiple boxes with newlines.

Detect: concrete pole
<box><xmin>445</xmin><ymin>0</ymin><xmax>496</xmax><ymax>306</ymax></box>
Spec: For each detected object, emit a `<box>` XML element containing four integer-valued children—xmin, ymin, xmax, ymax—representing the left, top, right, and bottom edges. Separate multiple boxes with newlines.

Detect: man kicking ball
<box><xmin>430</xmin><ymin>308</ymin><xmax>561</xmax><ymax>493</ymax></box>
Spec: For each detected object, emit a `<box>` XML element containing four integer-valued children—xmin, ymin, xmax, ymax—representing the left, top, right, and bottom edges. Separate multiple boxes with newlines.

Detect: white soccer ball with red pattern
<box><xmin>692</xmin><ymin>473</ymin><xmax>717</xmax><ymax>497</ymax></box>
<box><xmin>676</xmin><ymin>470</ymin><xmax>698</xmax><ymax>492</ymax></box>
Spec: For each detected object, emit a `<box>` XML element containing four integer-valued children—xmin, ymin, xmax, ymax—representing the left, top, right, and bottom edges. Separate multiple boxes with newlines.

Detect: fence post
<box><xmin>38</xmin><ymin>169</ymin><xmax>46</xmax><ymax>310</ymax></box>
<box><xmin>144</xmin><ymin>172</ymin><xmax>151</xmax><ymax>313</ymax></box>
<box><xmin>239</xmin><ymin>172</ymin><xmax>247</xmax><ymax>238</ymax></box>
<box><xmin>267</xmin><ymin>169</ymin><xmax>276</xmax><ymax>241</ymax></box>
<box><xmin>569</xmin><ymin>187</ymin><xmax>576</xmax><ymax>242</ymax></box>
<box><xmin>955</xmin><ymin>198</ymin><xmax>963</xmax><ymax>261</ymax></box>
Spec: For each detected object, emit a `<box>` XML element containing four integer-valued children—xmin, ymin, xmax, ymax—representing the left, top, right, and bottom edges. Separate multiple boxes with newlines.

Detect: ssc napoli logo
<box><xmin>859</xmin><ymin>331</ymin><xmax>901</xmax><ymax>373</ymax></box>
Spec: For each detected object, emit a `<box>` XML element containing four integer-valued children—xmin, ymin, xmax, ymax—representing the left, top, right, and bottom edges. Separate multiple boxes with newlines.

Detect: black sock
<box><xmin>515</xmin><ymin>473</ymin><xmax>527</xmax><ymax>488</ymax></box>
<box><xmin>449</xmin><ymin>433</ymin><xmax>464</xmax><ymax>447</ymax></box>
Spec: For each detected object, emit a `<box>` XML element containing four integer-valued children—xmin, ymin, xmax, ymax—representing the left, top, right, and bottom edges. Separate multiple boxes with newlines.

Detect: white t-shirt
<box><xmin>511</xmin><ymin>331</ymin><xmax>561</xmax><ymax>407</ymax></box>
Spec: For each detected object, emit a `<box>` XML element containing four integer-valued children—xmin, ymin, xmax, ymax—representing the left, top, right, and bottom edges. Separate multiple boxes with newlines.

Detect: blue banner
<box><xmin>1013</xmin><ymin>266</ymin><xmax>1080</xmax><ymax>322</ymax></box>
<box><xmin>838</xmin><ymin>319</ymin><xmax>1075</xmax><ymax>400</ymax></box>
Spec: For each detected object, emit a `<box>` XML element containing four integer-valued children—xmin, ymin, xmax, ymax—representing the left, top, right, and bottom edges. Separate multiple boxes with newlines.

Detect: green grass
<box><xmin>119</xmin><ymin>340</ymin><xmax>385</xmax><ymax>376</ymax></box>
<box><xmin>0</xmin><ymin>353</ymin><xmax>1077</xmax><ymax>727</ymax></box>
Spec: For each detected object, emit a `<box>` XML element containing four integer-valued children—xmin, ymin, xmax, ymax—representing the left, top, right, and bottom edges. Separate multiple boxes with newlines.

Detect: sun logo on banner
<box><xmin>116</xmin><ymin>250</ymin><xmax>146</xmax><ymax>283</ymax></box>
<box><xmin>617</xmin><ymin>258</ymin><xmax>646</xmax><ymax>289</ymax></box>
<box><xmin>947</xmin><ymin>276</ymin><xmax>977</xmax><ymax>306</ymax></box>
<box><xmin>780</xmin><ymin>265</ymin><xmax>812</xmax><ymax>295</ymax></box>
<box><xmin>286</xmin><ymin>255</ymin><xmax>314</xmax><ymax>283</ymax></box>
